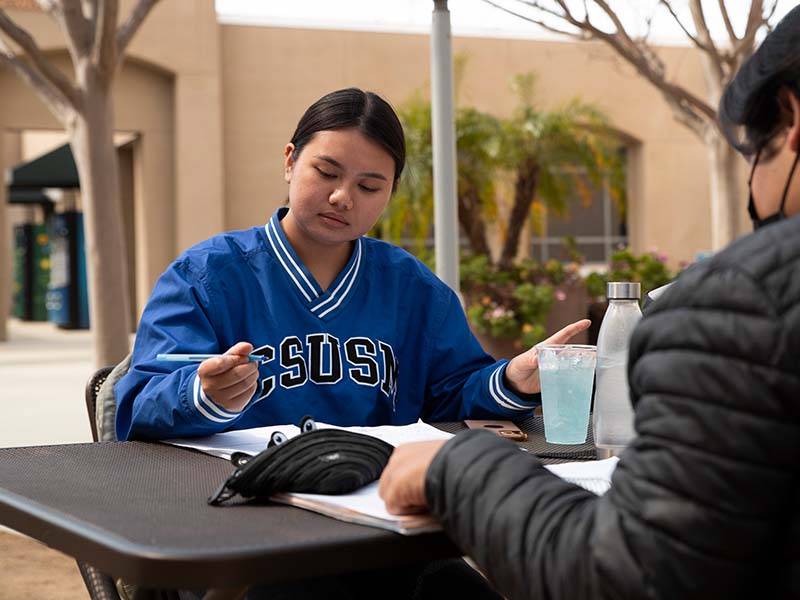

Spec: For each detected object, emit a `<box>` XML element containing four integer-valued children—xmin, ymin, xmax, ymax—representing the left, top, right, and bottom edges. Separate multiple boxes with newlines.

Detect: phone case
<box><xmin>463</xmin><ymin>420</ymin><xmax>528</xmax><ymax>441</ymax></box>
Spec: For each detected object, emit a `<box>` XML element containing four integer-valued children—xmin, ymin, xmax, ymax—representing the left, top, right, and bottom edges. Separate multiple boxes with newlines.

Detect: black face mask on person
<box><xmin>748</xmin><ymin>148</ymin><xmax>800</xmax><ymax>230</ymax></box>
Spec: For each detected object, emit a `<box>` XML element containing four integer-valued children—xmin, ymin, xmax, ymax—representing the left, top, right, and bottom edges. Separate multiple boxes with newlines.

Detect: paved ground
<box><xmin>0</xmin><ymin>319</ymin><xmax>103</xmax><ymax>600</ymax></box>
<box><xmin>0</xmin><ymin>319</ymin><xmax>95</xmax><ymax>449</ymax></box>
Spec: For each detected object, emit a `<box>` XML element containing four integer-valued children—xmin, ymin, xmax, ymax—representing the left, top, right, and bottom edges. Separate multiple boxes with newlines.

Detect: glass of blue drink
<box><xmin>535</xmin><ymin>344</ymin><xmax>597</xmax><ymax>444</ymax></box>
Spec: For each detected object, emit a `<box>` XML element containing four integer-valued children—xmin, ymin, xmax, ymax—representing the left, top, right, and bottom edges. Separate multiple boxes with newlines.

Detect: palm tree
<box><xmin>380</xmin><ymin>73</ymin><xmax>625</xmax><ymax>269</ymax></box>
<box><xmin>498</xmin><ymin>74</ymin><xmax>626</xmax><ymax>267</ymax></box>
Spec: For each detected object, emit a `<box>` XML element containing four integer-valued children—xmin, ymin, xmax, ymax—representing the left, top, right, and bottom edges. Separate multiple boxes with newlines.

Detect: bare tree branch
<box><xmin>35</xmin><ymin>0</ymin><xmax>63</xmax><ymax>21</ymax></box>
<box><xmin>488</xmin><ymin>0</ymin><xmax>722</xmax><ymax>138</ymax></box>
<box><xmin>84</xmin><ymin>0</ymin><xmax>99</xmax><ymax>52</ymax></box>
<box><xmin>600</xmin><ymin>26</ymin><xmax>717</xmax><ymax>127</ymax></box>
<box><xmin>59</xmin><ymin>0</ymin><xmax>92</xmax><ymax>60</ymax></box>
<box><xmin>717</xmin><ymin>0</ymin><xmax>738</xmax><ymax>45</ymax></box>
<box><xmin>764</xmin><ymin>0</ymin><xmax>779</xmax><ymax>22</ymax></box>
<box><xmin>688</xmin><ymin>0</ymin><xmax>726</xmax><ymax>82</ymax></box>
<box><xmin>594</xmin><ymin>0</ymin><xmax>635</xmax><ymax>45</ymax></box>
<box><xmin>732</xmin><ymin>0</ymin><xmax>765</xmax><ymax>64</ymax></box>
<box><xmin>660</xmin><ymin>0</ymin><xmax>716</xmax><ymax>56</ymax></box>
<box><xmin>663</xmin><ymin>93</ymin><xmax>708</xmax><ymax>139</ymax></box>
<box><xmin>116</xmin><ymin>0</ymin><xmax>159</xmax><ymax>61</ymax></box>
<box><xmin>483</xmin><ymin>0</ymin><xmax>584</xmax><ymax>39</ymax></box>
<box><xmin>550</xmin><ymin>0</ymin><xmax>589</xmax><ymax>28</ymax></box>
<box><xmin>551</xmin><ymin>0</ymin><xmax>642</xmax><ymax>59</ymax></box>
<box><xmin>0</xmin><ymin>8</ymin><xmax>79</xmax><ymax>108</ymax></box>
<box><xmin>0</xmin><ymin>37</ymin><xmax>73</xmax><ymax>122</ymax></box>
<box><xmin>481</xmin><ymin>0</ymin><xmax>782</xmax><ymax>247</ymax></box>
<box><xmin>93</xmin><ymin>0</ymin><xmax>118</xmax><ymax>75</ymax></box>
<box><xmin>515</xmin><ymin>0</ymin><xmax>574</xmax><ymax>24</ymax></box>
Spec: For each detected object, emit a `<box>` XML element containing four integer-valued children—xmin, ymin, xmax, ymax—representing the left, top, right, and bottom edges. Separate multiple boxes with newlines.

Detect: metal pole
<box><xmin>431</xmin><ymin>0</ymin><xmax>460</xmax><ymax>295</ymax></box>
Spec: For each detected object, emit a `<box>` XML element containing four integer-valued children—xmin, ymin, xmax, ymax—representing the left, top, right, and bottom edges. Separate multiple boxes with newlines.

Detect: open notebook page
<box><xmin>163</xmin><ymin>420</ymin><xmax>453</xmax><ymax>460</ymax></box>
<box><xmin>164</xmin><ymin>424</ymin><xmax>617</xmax><ymax>534</ymax></box>
<box><xmin>163</xmin><ymin>421</ymin><xmax>453</xmax><ymax>535</ymax></box>
<box><xmin>545</xmin><ymin>456</ymin><xmax>619</xmax><ymax>495</ymax></box>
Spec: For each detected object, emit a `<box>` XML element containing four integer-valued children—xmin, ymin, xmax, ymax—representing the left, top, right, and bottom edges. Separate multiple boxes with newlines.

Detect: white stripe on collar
<box><xmin>311</xmin><ymin>239</ymin><xmax>363</xmax><ymax>318</ymax></box>
<box><xmin>264</xmin><ymin>218</ymin><xmax>318</xmax><ymax>303</ymax></box>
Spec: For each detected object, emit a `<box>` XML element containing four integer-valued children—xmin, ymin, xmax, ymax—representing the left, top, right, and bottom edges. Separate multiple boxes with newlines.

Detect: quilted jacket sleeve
<box><xmin>425</xmin><ymin>224</ymin><xmax>800</xmax><ymax>600</ymax></box>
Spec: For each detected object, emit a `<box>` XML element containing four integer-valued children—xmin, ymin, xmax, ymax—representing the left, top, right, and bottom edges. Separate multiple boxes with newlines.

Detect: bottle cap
<box><xmin>607</xmin><ymin>281</ymin><xmax>640</xmax><ymax>299</ymax></box>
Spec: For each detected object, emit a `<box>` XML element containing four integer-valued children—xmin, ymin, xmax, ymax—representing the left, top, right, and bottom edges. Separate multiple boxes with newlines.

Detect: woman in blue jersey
<box><xmin>115</xmin><ymin>87</ymin><xmax>589</xmax><ymax>441</ymax></box>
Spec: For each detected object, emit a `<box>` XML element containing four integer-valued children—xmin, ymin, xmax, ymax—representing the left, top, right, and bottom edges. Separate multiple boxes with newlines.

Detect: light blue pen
<box><xmin>157</xmin><ymin>353</ymin><xmax>266</xmax><ymax>363</ymax></box>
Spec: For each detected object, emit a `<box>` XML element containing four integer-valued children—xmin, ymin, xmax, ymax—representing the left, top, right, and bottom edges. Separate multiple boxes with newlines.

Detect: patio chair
<box><xmin>82</xmin><ymin>358</ymin><xmax>183</xmax><ymax>600</ymax></box>
<box><xmin>85</xmin><ymin>355</ymin><xmax>131</xmax><ymax>443</ymax></box>
<box><xmin>79</xmin><ymin>362</ymin><xmax>124</xmax><ymax>600</ymax></box>
<box><xmin>84</xmin><ymin>366</ymin><xmax>115</xmax><ymax>442</ymax></box>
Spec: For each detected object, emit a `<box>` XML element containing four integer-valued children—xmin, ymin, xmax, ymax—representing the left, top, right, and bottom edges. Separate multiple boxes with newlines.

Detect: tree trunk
<box><xmin>68</xmin><ymin>77</ymin><xmax>132</xmax><ymax>367</ymax></box>
<box><xmin>457</xmin><ymin>187</ymin><xmax>490</xmax><ymax>258</ymax></box>
<box><xmin>0</xmin><ymin>132</ymin><xmax>8</xmax><ymax>341</ymax></box>
<box><xmin>499</xmin><ymin>161</ymin><xmax>538</xmax><ymax>269</ymax></box>
<box><xmin>707</xmin><ymin>133</ymin><xmax>744</xmax><ymax>250</ymax></box>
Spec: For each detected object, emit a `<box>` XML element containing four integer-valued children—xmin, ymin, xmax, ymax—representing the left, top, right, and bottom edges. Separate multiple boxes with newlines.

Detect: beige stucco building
<box><xmin>1</xmin><ymin>0</ymin><xmax>749</xmax><ymax>322</ymax></box>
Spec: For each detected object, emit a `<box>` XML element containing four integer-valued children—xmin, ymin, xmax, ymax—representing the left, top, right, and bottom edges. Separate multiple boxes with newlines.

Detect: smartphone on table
<box><xmin>464</xmin><ymin>420</ymin><xmax>528</xmax><ymax>441</ymax></box>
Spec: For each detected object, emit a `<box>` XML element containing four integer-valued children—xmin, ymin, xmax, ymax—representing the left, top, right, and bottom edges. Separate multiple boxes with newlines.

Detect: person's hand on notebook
<box><xmin>379</xmin><ymin>440</ymin><xmax>446</xmax><ymax>515</ymax></box>
<box><xmin>197</xmin><ymin>342</ymin><xmax>260</xmax><ymax>411</ymax></box>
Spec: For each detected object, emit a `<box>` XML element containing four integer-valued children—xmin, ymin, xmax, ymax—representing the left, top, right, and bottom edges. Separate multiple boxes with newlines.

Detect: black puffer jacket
<box><xmin>426</xmin><ymin>216</ymin><xmax>800</xmax><ymax>600</ymax></box>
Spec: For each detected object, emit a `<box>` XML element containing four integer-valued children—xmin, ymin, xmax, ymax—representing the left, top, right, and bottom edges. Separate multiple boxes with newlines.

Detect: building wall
<box><xmin>220</xmin><ymin>24</ymin><xmax>734</xmax><ymax>267</ymax></box>
<box><xmin>1</xmin><ymin>1</ymin><xmax>745</xmax><ymax>324</ymax></box>
<box><xmin>0</xmin><ymin>0</ymin><xmax>221</xmax><ymax>317</ymax></box>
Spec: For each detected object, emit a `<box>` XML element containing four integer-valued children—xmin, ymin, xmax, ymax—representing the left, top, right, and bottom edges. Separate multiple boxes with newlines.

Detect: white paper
<box><xmin>163</xmin><ymin>420</ymin><xmax>452</xmax><ymax>460</ymax></box>
<box><xmin>164</xmin><ymin>424</ymin><xmax>300</xmax><ymax>460</ymax></box>
<box><xmin>163</xmin><ymin>421</ymin><xmax>452</xmax><ymax>535</ymax></box>
<box><xmin>544</xmin><ymin>456</ymin><xmax>619</xmax><ymax>495</ymax></box>
<box><xmin>165</xmin><ymin>423</ymin><xmax>616</xmax><ymax>533</ymax></box>
<box><xmin>272</xmin><ymin>481</ymin><xmax>441</xmax><ymax>535</ymax></box>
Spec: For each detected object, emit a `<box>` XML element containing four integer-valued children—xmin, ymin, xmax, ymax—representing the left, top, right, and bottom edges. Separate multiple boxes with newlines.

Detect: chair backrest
<box><xmin>81</xmin><ymin>366</ymin><xmax>126</xmax><ymax>600</ymax></box>
<box><xmin>85</xmin><ymin>367</ymin><xmax>115</xmax><ymax>442</ymax></box>
<box><xmin>80</xmin><ymin>359</ymin><xmax>183</xmax><ymax>600</ymax></box>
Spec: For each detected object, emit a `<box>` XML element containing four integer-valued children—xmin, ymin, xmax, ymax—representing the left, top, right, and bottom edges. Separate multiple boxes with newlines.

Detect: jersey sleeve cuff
<box><xmin>488</xmin><ymin>362</ymin><xmax>540</xmax><ymax>413</ymax></box>
<box><xmin>191</xmin><ymin>372</ymin><xmax>244</xmax><ymax>424</ymax></box>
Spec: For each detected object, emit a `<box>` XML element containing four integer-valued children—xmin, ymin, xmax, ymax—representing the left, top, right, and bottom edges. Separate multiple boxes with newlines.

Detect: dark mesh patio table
<box><xmin>0</xmin><ymin>441</ymin><xmax>458</xmax><ymax>590</ymax></box>
<box><xmin>0</xmin><ymin>417</ymin><xmax>594</xmax><ymax>592</ymax></box>
<box><xmin>435</xmin><ymin>415</ymin><xmax>597</xmax><ymax>463</ymax></box>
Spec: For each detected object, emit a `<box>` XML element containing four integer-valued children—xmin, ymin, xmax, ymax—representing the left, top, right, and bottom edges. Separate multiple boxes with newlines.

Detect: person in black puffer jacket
<box><xmin>378</xmin><ymin>6</ymin><xmax>800</xmax><ymax>600</ymax></box>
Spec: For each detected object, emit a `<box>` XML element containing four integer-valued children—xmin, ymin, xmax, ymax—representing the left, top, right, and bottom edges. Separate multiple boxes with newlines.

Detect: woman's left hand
<box><xmin>503</xmin><ymin>319</ymin><xmax>592</xmax><ymax>395</ymax></box>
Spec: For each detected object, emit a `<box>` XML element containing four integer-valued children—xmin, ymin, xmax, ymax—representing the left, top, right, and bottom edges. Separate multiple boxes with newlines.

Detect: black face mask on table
<box><xmin>748</xmin><ymin>148</ymin><xmax>800</xmax><ymax>230</ymax></box>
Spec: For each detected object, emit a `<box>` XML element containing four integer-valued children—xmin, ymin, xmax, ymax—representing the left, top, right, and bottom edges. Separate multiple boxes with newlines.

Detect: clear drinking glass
<box><xmin>535</xmin><ymin>344</ymin><xmax>597</xmax><ymax>445</ymax></box>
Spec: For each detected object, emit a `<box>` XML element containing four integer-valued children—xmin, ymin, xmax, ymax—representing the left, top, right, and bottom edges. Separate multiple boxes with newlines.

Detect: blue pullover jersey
<box><xmin>115</xmin><ymin>208</ymin><xmax>538</xmax><ymax>440</ymax></box>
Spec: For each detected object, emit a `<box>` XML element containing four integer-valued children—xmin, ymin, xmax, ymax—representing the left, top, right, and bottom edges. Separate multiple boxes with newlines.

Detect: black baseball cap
<box><xmin>720</xmin><ymin>5</ymin><xmax>800</xmax><ymax>155</ymax></box>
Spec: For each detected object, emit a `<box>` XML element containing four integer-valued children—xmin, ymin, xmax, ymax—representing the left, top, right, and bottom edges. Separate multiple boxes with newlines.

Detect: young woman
<box><xmin>379</xmin><ymin>7</ymin><xmax>800</xmax><ymax>600</ymax></box>
<box><xmin>115</xmin><ymin>88</ymin><xmax>588</xmax><ymax>441</ymax></box>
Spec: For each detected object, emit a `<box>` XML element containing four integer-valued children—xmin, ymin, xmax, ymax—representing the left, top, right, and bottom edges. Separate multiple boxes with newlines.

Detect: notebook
<box><xmin>164</xmin><ymin>424</ymin><xmax>618</xmax><ymax>534</ymax></box>
<box><xmin>544</xmin><ymin>456</ymin><xmax>619</xmax><ymax>495</ymax></box>
<box><xmin>164</xmin><ymin>421</ymin><xmax>452</xmax><ymax>535</ymax></box>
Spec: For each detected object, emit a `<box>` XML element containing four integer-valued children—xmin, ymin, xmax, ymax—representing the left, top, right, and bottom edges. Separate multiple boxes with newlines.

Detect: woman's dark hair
<box><xmin>290</xmin><ymin>88</ymin><xmax>406</xmax><ymax>191</ymax></box>
<box><xmin>720</xmin><ymin>6</ymin><xmax>800</xmax><ymax>157</ymax></box>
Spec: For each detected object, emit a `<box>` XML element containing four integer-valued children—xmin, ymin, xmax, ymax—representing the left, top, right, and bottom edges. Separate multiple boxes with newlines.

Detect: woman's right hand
<box><xmin>197</xmin><ymin>342</ymin><xmax>260</xmax><ymax>412</ymax></box>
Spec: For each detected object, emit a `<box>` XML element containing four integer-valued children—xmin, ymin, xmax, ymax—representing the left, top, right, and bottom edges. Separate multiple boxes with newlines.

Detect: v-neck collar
<box><xmin>263</xmin><ymin>208</ymin><xmax>364</xmax><ymax>320</ymax></box>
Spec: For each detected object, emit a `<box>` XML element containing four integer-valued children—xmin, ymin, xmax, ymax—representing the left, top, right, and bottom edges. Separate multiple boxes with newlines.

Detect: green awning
<box><xmin>8</xmin><ymin>189</ymin><xmax>54</xmax><ymax>205</ymax></box>
<box><xmin>7</xmin><ymin>144</ymin><xmax>79</xmax><ymax>190</ymax></box>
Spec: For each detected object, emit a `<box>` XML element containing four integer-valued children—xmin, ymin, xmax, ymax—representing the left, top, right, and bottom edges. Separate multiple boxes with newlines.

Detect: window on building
<box><xmin>530</xmin><ymin>168</ymin><xmax>627</xmax><ymax>264</ymax></box>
